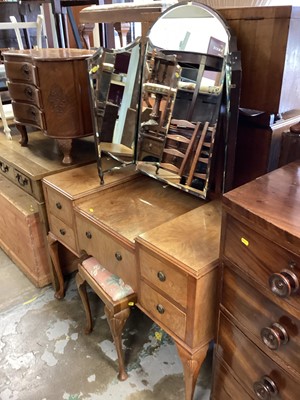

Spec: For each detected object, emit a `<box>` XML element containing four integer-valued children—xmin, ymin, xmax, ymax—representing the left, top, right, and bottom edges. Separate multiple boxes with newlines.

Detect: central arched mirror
<box><xmin>91</xmin><ymin>1</ymin><xmax>239</xmax><ymax>198</ymax></box>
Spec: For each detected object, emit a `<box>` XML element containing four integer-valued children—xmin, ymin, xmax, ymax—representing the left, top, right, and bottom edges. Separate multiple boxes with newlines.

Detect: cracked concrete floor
<box><xmin>0</xmin><ymin>249</ymin><xmax>212</xmax><ymax>400</ymax></box>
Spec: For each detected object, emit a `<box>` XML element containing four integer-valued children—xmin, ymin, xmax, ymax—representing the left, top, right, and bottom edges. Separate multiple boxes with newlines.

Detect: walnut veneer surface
<box><xmin>212</xmin><ymin>161</ymin><xmax>300</xmax><ymax>399</ymax></box>
<box><xmin>3</xmin><ymin>48</ymin><xmax>94</xmax><ymax>164</ymax></box>
<box><xmin>43</xmin><ymin>165</ymin><xmax>222</xmax><ymax>400</ymax></box>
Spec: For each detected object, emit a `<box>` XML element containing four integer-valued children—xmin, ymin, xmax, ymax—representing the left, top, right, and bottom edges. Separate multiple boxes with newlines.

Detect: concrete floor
<box><xmin>0</xmin><ymin>248</ymin><xmax>213</xmax><ymax>400</ymax></box>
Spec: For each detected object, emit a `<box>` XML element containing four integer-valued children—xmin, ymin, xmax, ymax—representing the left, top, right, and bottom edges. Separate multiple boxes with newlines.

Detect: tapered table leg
<box><xmin>47</xmin><ymin>232</ymin><xmax>65</xmax><ymax>299</ymax></box>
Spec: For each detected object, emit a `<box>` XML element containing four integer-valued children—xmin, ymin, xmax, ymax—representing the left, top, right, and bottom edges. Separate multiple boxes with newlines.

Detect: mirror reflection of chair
<box><xmin>0</xmin><ymin>15</ymin><xmax>44</xmax><ymax>139</ymax></box>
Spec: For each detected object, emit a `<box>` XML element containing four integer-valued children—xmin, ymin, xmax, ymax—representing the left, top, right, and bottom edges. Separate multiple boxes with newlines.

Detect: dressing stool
<box><xmin>76</xmin><ymin>256</ymin><xmax>136</xmax><ymax>381</ymax></box>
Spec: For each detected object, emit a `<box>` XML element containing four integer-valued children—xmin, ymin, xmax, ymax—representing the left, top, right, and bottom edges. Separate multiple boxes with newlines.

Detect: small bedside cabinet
<box><xmin>212</xmin><ymin>161</ymin><xmax>300</xmax><ymax>399</ymax></box>
<box><xmin>3</xmin><ymin>48</ymin><xmax>94</xmax><ymax>164</ymax></box>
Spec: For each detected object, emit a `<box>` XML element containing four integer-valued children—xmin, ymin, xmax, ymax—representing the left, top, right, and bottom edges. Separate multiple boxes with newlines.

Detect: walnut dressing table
<box><xmin>3</xmin><ymin>48</ymin><xmax>94</xmax><ymax>164</ymax></box>
<box><xmin>42</xmin><ymin>165</ymin><xmax>221</xmax><ymax>399</ymax></box>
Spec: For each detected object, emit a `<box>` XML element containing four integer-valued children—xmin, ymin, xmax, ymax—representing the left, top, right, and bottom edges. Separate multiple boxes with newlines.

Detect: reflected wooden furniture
<box><xmin>3</xmin><ymin>48</ymin><xmax>94</xmax><ymax>164</ymax></box>
<box><xmin>76</xmin><ymin>256</ymin><xmax>136</xmax><ymax>381</ymax></box>
<box><xmin>212</xmin><ymin>161</ymin><xmax>300</xmax><ymax>399</ymax></box>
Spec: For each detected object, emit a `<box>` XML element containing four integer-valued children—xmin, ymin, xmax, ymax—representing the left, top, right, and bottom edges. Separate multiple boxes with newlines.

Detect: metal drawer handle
<box><xmin>253</xmin><ymin>376</ymin><xmax>278</xmax><ymax>400</ymax></box>
<box><xmin>157</xmin><ymin>271</ymin><xmax>166</xmax><ymax>282</ymax></box>
<box><xmin>115</xmin><ymin>252</ymin><xmax>122</xmax><ymax>262</ymax></box>
<box><xmin>261</xmin><ymin>322</ymin><xmax>288</xmax><ymax>350</ymax></box>
<box><xmin>156</xmin><ymin>304</ymin><xmax>165</xmax><ymax>314</ymax></box>
<box><xmin>59</xmin><ymin>228</ymin><xmax>66</xmax><ymax>236</ymax></box>
<box><xmin>16</xmin><ymin>173</ymin><xmax>28</xmax><ymax>187</ymax></box>
<box><xmin>24</xmin><ymin>86</ymin><xmax>33</xmax><ymax>98</ymax></box>
<box><xmin>85</xmin><ymin>231</ymin><xmax>92</xmax><ymax>239</ymax></box>
<box><xmin>21</xmin><ymin>64</ymin><xmax>30</xmax><ymax>76</ymax></box>
<box><xmin>0</xmin><ymin>162</ymin><xmax>9</xmax><ymax>173</ymax></box>
<box><xmin>55</xmin><ymin>202</ymin><xmax>62</xmax><ymax>210</ymax></box>
<box><xmin>269</xmin><ymin>268</ymin><xmax>299</xmax><ymax>298</ymax></box>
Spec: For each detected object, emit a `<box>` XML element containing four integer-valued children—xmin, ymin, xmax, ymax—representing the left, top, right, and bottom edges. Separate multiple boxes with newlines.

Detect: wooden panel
<box><xmin>223</xmin><ymin>214</ymin><xmax>300</xmax><ymax>313</ymax></box>
<box><xmin>75</xmin><ymin>213</ymin><xmax>137</xmax><ymax>291</ymax></box>
<box><xmin>222</xmin><ymin>265</ymin><xmax>300</xmax><ymax>375</ymax></box>
<box><xmin>219</xmin><ymin>6</ymin><xmax>300</xmax><ymax>114</ymax></box>
<box><xmin>139</xmin><ymin>280</ymin><xmax>186</xmax><ymax>341</ymax></box>
<box><xmin>217</xmin><ymin>312</ymin><xmax>300</xmax><ymax>400</ymax></box>
<box><xmin>212</xmin><ymin>356</ymin><xmax>253</xmax><ymax>400</ymax></box>
<box><xmin>139</xmin><ymin>247</ymin><xmax>188</xmax><ymax>308</ymax></box>
<box><xmin>0</xmin><ymin>175</ymin><xmax>50</xmax><ymax>287</ymax></box>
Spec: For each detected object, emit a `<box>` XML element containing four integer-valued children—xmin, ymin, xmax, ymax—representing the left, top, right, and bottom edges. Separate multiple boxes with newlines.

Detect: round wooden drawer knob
<box><xmin>56</xmin><ymin>202</ymin><xmax>62</xmax><ymax>210</ymax></box>
<box><xmin>59</xmin><ymin>228</ymin><xmax>66</xmax><ymax>236</ymax></box>
<box><xmin>85</xmin><ymin>231</ymin><xmax>92</xmax><ymax>239</ymax></box>
<box><xmin>269</xmin><ymin>269</ymin><xmax>299</xmax><ymax>298</ymax></box>
<box><xmin>253</xmin><ymin>375</ymin><xmax>278</xmax><ymax>400</ymax></box>
<box><xmin>261</xmin><ymin>322</ymin><xmax>288</xmax><ymax>350</ymax></box>
<box><xmin>115</xmin><ymin>252</ymin><xmax>122</xmax><ymax>262</ymax></box>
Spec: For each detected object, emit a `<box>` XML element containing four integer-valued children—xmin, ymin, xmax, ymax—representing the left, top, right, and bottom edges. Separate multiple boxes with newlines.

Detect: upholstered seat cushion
<box><xmin>82</xmin><ymin>257</ymin><xmax>134</xmax><ymax>301</ymax></box>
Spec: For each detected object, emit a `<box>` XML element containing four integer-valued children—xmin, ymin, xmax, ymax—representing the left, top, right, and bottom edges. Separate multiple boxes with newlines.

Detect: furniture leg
<box><xmin>175</xmin><ymin>342</ymin><xmax>209</xmax><ymax>400</ymax></box>
<box><xmin>56</xmin><ymin>138</ymin><xmax>73</xmax><ymax>164</ymax></box>
<box><xmin>0</xmin><ymin>97</ymin><xmax>12</xmax><ymax>139</ymax></box>
<box><xmin>104</xmin><ymin>305</ymin><xmax>130</xmax><ymax>381</ymax></box>
<box><xmin>16</xmin><ymin>122</ymin><xmax>28</xmax><ymax>146</ymax></box>
<box><xmin>76</xmin><ymin>272</ymin><xmax>93</xmax><ymax>334</ymax></box>
<box><xmin>47</xmin><ymin>233</ymin><xmax>65</xmax><ymax>299</ymax></box>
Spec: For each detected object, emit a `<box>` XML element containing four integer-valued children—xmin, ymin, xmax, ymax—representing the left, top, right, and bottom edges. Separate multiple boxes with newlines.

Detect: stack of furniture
<box><xmin>212</xmin><ymin>161</ymin><xmax>300</xmax><ymax>399</ymax></box>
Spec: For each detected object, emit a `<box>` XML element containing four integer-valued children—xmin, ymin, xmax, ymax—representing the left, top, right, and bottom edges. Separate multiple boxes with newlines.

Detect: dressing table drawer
<box><xmin>222</xmin><ymin>265</ymin><xmax>300</xmax><ymax>375</ymax></box>
<box><xmin>45</xmin><ymin>188</ymin><xmax>73</xmax><ymax>226</ymax></box>
<box><xmin>49</xmin><ymin>214</ymin><xmax>77</xmax><ymax>252</ymax></box>
<box><xmin>139</xmin><ymin>248</ymin><xmax>188</xmax><ymax>308</ymax></box>
<box><xmin>5</xmin><ymin>60</ymin><xmax>37</xmax><ymax>84</ymax></box>
<box><xmin>218</xmin><ymin>312</ymin><xmax>300</xmax><ymax>399</ymax></box>
<box><xmin>75</xmin><ymin>213</ymin><xmax>137</xmax><ymax>291</ymax></box>
<box><xmin>140</xmin><ymin>280</ymin><xmax>186</xmax><ymax>340</ymax></box>
<box><xmin>13</xmin><ymin>168</ymin><xmax>33</xmax><ymax>196</ymax></box>
<box><xmin>12</xmin><ymin>101</ymin><xmax>45</xmax><ymax>129</ymax></box>
<box><xmin>8</xmin><ymin>82</ymin><xmax>41</xmax><ymax>107</ymax></box>
<box><xmin>223</xmin><ymin>215</ymin><xmax>300</xmax><ymax>311</ymax></box>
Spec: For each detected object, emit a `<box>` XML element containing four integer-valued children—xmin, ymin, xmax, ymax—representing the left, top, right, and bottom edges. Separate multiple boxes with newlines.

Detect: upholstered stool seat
<box><xmin>76</xmin><ymin>256</ymin><xmax>136</xmax><ymax>381</ymax></box>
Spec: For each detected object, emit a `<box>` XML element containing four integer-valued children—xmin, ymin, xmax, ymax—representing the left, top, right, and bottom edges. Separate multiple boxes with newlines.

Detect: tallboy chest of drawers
<box><xmin>212</xmin><ymin>161</ymin><xmax>300</xmax><ymax>400</ymax></box>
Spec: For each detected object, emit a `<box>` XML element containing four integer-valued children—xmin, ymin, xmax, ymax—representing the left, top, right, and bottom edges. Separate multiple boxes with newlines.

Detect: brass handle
<box><xmin>0</xmin><ymin>162</ymin><xmax>9</xmax><ymax>173</ymax></box>
<box><xmin>85</xmin><ymin>231</ymin><xmax>92</xmax><ymax>239</ymax></box>
<box><xmin>21</xmin><ymin>64</ymin><xmax>30</xmax><ymax>76</ymax></box>
<box><xmin>157</xmin><ymin>271</ymin><xmax>166</xmax><ymax>282</ymax></box>
<box><xmin>156</xmin><ymin>304</ymin><xmax>165</xmax><ymax>314</ymax></box>
<box><xmin>55</xmin><ymin>202</ymin><xmax>62</xmax><ymax>210</ymax></box>
<box><xmin>59</xmin><ymin>228</ymin><xmax>66</xmax><ymax>236</ymax></box>
<box><xmin>269</xmin><ymin>269</ymin><xmax>299</xmax><ymax>298</ymax></box>
<box><xmin>24</xmin><ymin>86</ymin><xmax>33</xmax><ymax>98</ymax></box>
<box><xmin>15</xmin><ymin>173</ymin><xmax>28</xmax><ymax>187</ymax></box>
<box><xmin>253</xmin><ymin>376</ymin><xmax>278</xmax><ymax>400</ymax></box>
<box><xmin>115</xmin><ymin>252</ymin><xmax>122</xmax><ymax>262</ymax></box>
<box><xmin>261</xmin><ymin>322</ymin><xmax>289</xmax><ymax>350</ymax></box>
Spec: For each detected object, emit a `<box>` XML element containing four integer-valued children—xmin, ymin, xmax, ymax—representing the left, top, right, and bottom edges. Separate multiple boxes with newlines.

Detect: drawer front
<box><xmin>223</xmin><ymin>215</ymin><xmax>300</xmax><ymax>311</ymax></box>
<box><xmin>45</xmin><ymin>187</ymin><xmax>73</xmax><ymax>226</ymax></box>
<box><xmin>5</xmin><ymin>61</ymin><xmax>37</xmax><ymax>85</ymax></box>
<box><xmin>8</xmin><ymin>82</ymin><xmax>41</xmax><ymax>107</ymax></box>
<box><xmin>217</xmin><ymin>312</ymin><xmax>300</xmax><ymax>400</ymax></box>
<box><xmin>139</xmin><ymin>248</ymin><xmax>188</xmax><ymax>308</ymax></box>
<box><xmin>13</xmin><ymin>168</ymin><xmax>33</xmax><ymax>196</ymax></box>
<box><xmin>140</xmin><ymin>280</ymin><xmax>186</xmax><ymax>340</ymax></box>
<box><xmin>140</xmin><ymin>137</ymin><xmax>164</xmax><ymax>158</ymax></box>
<box><xmin>49</xmin><ymin>214</ymin><xmax>77</xmax><ymax>252</ymax></box>
<box><xmin>0</xmin><ymin>159</ymin><xmax>15</xmax><ymax>182</ymax></box>
<box><xmin>212</xmin><ymin>356</ymin><xmax>253</xmax><ymax>400</ymax></box>
<box><xmin>12</xmin><ymin>101</ymin><xmax>45</xmax><ymax>129</ymax></box>
<box><xmin>75</xmin><ymin>214</ymin><xmax>137</xmax><ymax>291</ymax></box>
<box><xmin>222</xmin><ymin>265</ymin><xmax>300</xmax><ymax>375</ymax></box>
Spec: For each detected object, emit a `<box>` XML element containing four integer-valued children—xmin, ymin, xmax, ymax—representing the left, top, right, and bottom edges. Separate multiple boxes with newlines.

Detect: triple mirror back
<box><xmin>88</xmin><ymin>1</ymin><xmax>233</xmax><ymax>199</ymax></box>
